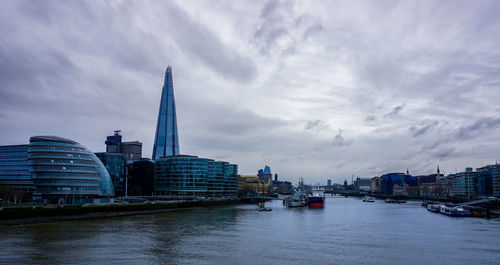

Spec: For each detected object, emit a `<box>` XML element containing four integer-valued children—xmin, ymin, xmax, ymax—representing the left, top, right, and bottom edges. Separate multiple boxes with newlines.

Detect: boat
<box><xmin>308</xmin><ymin>187</ymin><xmax>325</xmax><ymax>208</ymax></box>
<box><xmin>421</xmin><ymin>200</ymin><xmax>439</xmax><ymax>207</ymax></box>
<box><xmin>386</xmin><ymin>198</ymin><xmax>406</xmax><ymax>203</ymax></box>
<box><xmin>440</xmin><ymin>204</ymin><xmax>471</xmax><ymax>217</ymax></box>
<box><xmin>362</xmin><ymin>196</ymin><xmax>375</xmax><ymax>202</ymax></box>
<box><xmin>427</xmin><ymin>204</ymin><xmax>441</xmax><ymax>213</ymax></box>
<box><xmin>284</xmin><ymin>178</ymin><xmax>308</xmax><ymax>208</ymax></box>
<box><xmin>258</xmin><ymin>207</ymin><xmax>272</xmax><ymax>212</ymax></box>
<box><xmin>463</xmin><ymin>206</ymin><xmax>488</xmax><ymax>217</ymax></box>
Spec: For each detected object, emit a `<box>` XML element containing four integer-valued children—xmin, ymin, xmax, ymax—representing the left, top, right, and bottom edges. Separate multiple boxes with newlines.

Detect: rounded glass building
<box><xmin>28</xmin><ymin>136</ymin><xmax>114</xmax><ymax>204</ymax></box>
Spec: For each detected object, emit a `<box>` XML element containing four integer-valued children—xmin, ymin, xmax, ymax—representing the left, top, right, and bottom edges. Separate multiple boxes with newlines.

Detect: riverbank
<box><xmin>0</xmin><ymin>198</ymin><xmax>240</xmax><ymax>226</ymax></box>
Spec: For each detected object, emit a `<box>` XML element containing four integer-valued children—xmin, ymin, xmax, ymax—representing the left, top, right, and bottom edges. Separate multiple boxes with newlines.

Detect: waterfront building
<box><xmin>354</xmin><ymin>177</ymin><xmax>371</xmax><ymax>193</ymax></box>
<box><xmin>28</xmin><ymin>136</ymin><xmax>114</xmax><ymax>204</ymax></box>
<box><xmin>128</xmin><ymin>159</ymin><xmax>155</xmax><ymax>196</ymax></box>
<box><xmin>420</xmin><ymin>178</ymin><xmax>451</xmax><ymax>198</ymax></box>
<box><xmin>449</xmin><ymin>168</ymin><xmax>480</xmax><ymax>198</ymax></box>
<box><xmin>0</xmin><ymin>145</ymin><xmax>35</xmax><ymax>192</ymax></box>
<box><xmin>476</xmin><ymin>164</ymin><xmax>498</xmax><ymax>196</ymax></box>
<box><xmin>122</xmin><ymin>141</ymin><xmax>142</xmax><ymax>161</ymax></box>
<box><xmin>154</xmin><ymin>155</ymin><xmax>237</xmax><ymax>197</ymax></box>
<box><xmin>237</xmin><ymin>175</ymin><xmax>268</xmax><ymax>196</ymax></box>
<box><xmin>381</xmin><ymin>173</ymin><xmax>405</xmax><ymax>194</ymax></box>
<box><xmin>152</xmin><ymin>66</ymin><xmax>180</xmax><ymax>160</ymax></box>
<box><xmin>370</xmin><ymin>177</ymin><xmax>382</xmax><ymax>194</ymax></box>
<box><xmin>95</xmin><ymin>152</ymin><xmax>126</xmax><ymax>196</ymax></box>
<box><xmin>272</xmin><ymin>180</ymin><xmax>293</xmax><ymax>194</ymax></box>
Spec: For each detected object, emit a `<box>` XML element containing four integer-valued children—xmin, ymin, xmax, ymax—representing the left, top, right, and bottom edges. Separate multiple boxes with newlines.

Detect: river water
<box><xmin>1</xmin><ymin>197</ymin><xmax>499</xmax><ymax>264</ymax></box>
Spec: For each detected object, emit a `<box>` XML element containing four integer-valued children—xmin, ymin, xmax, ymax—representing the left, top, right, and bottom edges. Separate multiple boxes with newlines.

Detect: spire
<box><xmin>152</xmin><ymin>66</ymin><xmax>180</xmax><ymax>159</ymax></box>
<box><xmin>406</xmin><ymin>168</ymin><xmax>409</xmax><ymax>175</ymax></box>
<box><xmin>437</xmin><ymin>165</ymin><xmax>440</xmax><ymax>175</ymax></box>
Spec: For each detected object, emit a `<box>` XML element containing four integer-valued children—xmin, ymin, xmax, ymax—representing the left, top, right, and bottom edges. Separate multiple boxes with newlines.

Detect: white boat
<box><xmin>362</xmin><ymin>196</ymin><xmax>375</xmax><ymax>202</ymax></box>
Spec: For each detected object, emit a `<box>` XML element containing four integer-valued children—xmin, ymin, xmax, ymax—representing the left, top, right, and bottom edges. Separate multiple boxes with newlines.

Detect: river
<box><xmin>1</xmin><ymin>197</ymin><xmax>499</xmax><ymax>264</ymax></box>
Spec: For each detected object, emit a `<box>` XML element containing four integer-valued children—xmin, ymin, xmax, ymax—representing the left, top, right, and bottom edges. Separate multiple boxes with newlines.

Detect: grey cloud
<box><xmin>384</xmin><ymin>103</ymin><xmax>406</xmax><ymax>117</ymax></box>
<box><xmin>456</xmin><ymin>117</ymin><xmax>500</xmax><ymax>140</ymax></box>
<box><xmin>332</xmin><ymin>130</ymin><xmax>353</xmax><ymax>147</ymax></box>
<box><xmin>365</xmin><ymin>115</ymin><xmax>376</xmax><ymax>121</ymax></box>
<box><xmin>409</xmin><ymin>120</ymin><xmax>439</xmax><ymax>137</ymax></box>
<box><xmin>305</xmin><ymin>119</ymin><xmax>329</xmax><ymax>132</ymax></box>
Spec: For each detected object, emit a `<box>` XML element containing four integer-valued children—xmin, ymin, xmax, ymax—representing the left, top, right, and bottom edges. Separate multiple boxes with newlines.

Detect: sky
<box><xmin>1</xmin><ymin>1</ymin><xmax>500</xmax><ymax>185</ymax></box>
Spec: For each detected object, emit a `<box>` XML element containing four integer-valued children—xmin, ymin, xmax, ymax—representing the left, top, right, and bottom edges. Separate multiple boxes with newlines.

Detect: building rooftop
<box><xmin>30</xmin><ymin>136</ymin><xmax>77</xmax><ymax>144</ymax></box>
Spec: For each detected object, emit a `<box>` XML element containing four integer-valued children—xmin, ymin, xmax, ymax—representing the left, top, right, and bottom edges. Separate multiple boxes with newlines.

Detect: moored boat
<box><xmin>308</xmin><ymin>187</ymin><xmax>325</xmax><ymax>208</ymax></box>
<box><xmin>427</xmin><ymin>204</ymin><xmax>441</xmax><ymax>213</ymax></box>
<box><xmin>362</xmin><ymin>196</ymin><xmax>375</xmax><ymax>202</ymax></box>
<box><xmin>284</xmin><ymin>178</ymin><xmax>308</xmax><ymax>208</ymax></box>
<box><xmin>440</xmin><ymin>204</ymin><xmax>471</xmax><ymax>217</ymax></box>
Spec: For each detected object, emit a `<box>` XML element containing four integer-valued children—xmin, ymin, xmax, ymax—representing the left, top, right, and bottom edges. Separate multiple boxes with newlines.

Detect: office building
<box><xmin>28</xmin><ymin>136</ymin><xmax>114</xmax><ymax>204</ymax></box>
<box><xmin>449</xmin><ymin>168</ymin><xmax>480</xmax><ymax>198</ymax></box>
<box><xmin>152</xmin><ymin>66</ymin><xmax>180</xmax><ymax>159</ymax></box>
<box><xmin>105</xmin><ymin>130</ymin><xmax>122</xmax><ymax>153</ymax></box>
<box><xmin>476</xmin><ymin>164</ymin><xmax>498</xmax><ymax>196</ymax></box>
<box><xmin>128</xmin><ymin>159</ymin><xmax>155</xmax><ymax>196</ymax></box>
<box><xmin>95</xmin><ymin>152</ymin><xmax>126</xmax><ymax>196</ymax></box>
<box><xmin>154</xmin><ymin>155</ymin><xmax>237</xmax><ymax>197</ymax></box>
<box><xmin>0</xmin><ymin>144</ymin><xmax>35</xmax><ymax>192</ymax></box>
<box><xmin>122</xmin><ymin>141</ymin><xmax>142</xmax><ymax>161</ymax></box>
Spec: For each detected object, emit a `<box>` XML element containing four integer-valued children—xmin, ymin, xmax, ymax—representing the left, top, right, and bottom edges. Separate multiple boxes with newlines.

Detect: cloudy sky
<box><xmin>1</xmin><ymin>1</ymin><xmax>500</xmax><ymax>184</ymax></box>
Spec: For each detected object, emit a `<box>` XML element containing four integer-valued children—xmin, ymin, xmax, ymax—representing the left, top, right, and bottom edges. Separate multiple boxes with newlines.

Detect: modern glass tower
<box><xmin>152</xmin><ymin>66</ymin><xmax>180</xmax><ymax>159</ymax></box>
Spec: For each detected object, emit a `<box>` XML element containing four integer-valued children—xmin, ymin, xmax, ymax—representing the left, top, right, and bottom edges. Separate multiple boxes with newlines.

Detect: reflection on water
<box><xmin>1</xmin><ymin>198</ymin><xmax>500</xmax><ymax>264</ymax></box>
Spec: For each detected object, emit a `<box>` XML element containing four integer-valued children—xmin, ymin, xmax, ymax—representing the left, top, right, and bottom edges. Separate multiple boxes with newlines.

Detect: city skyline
<box><xmin>1</xmin><ymin>1</ymin><xmax>500</xmax><ymax>183</ymax></box>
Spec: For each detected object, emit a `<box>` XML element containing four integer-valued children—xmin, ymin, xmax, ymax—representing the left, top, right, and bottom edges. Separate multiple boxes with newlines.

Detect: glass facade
<box><xmin>0</xmin><ymin>144</ymin><xmax>35</xmax><ymax>191</ymax></box>
<box><xmin>154</xmin><ymin>155</ymin><xmax>238</xmax><ymax>197</ymax></box>
<box><xmin>95</xmin><ymin>152</ymin><xmax>126</xmax><ymax>196</ymax></box>
<box><xmin>152</xmin><ymin>66</ymin><xmax>180</xmax><ymax>159</ymax></box>
<box><xmin>476</xmin><ymin>164</ymin><xmax>499</xmax><ymax>196</ymax></box>
<box><xmin>449</xmin><ymin>170</ymin><xmax>480</xmax><ymax>198</ymax></box>
<box><xmin>28</xmin><ymin>136</ymin><xmax>114</xmax><ymax>204</ymax></box>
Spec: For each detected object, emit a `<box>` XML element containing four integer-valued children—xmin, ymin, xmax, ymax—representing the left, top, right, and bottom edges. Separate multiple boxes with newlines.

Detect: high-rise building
<box><xmin>152</xmin><ymin>66</ymin><xmax>180</xmax><ymax>160</ymax></box>
<box><xmin>105</xmin><ymin>130</ymin><xmax>122</xmax><ymax>153</ymax></box>
<box><xmin>122</xmin><ymin>141</ymin><xmax>142</xmax><ymax>161</ymax></box>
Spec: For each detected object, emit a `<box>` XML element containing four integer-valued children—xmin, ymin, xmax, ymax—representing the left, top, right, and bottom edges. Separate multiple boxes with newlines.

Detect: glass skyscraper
<box><xmin>152</xmin><ymin>66</ymin><xmax>180</xmax><ymax>160</ymax></box>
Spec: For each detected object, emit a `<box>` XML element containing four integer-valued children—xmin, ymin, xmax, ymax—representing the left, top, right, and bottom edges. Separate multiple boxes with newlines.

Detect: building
<box><xmin>257</xmin><ymin>165</ymin><xmax>273</xmax><ymax>185</ymax></box>
<box><xmin>105</xmin><ymin>130</ymin><xmax>122</xmax><ymax>153</ymax></box>
<box><xmin>370</xmin><ymin>177</ymin><xmax>382</xmax><ymax>194</ymax></box>
<box><xmin>420</xmin><ymin>178</ymin><xmax>452</xmax><ymax>198</ymax></box>
<box><xmin>95</xmin><ymin>152</ymin><xmax>126</xmax><ymax>196</ymax></box>
<box><xmin>354</xmin><ymin>177</ymin><xmax>371</xmax><ymax>193</ymax></box>
<box><xmin>154</xmin><ymin>155</ymin><xmax>238</xmax><ymax>197</ymax></box>
<box><xmin>128</xmin><ymin>159</ymin><xmax>155</xmax><ymax>196</ymax></box>
<box><xmin>475</xmin><ymin>164</ymin><xmax>498</xmax><ymax>196</ymax></box>
<box><xmin>104</xmin><ymin>130</ymin><xmax>142</xmax><ymax>162</ymax></box>
<box><xmin>0</xmin><ymin>144</ymin><xmax>35</xmax><ymax>192</ymax></box>
<box><xmin>449</xmin><ymin>168</ymin><xmax>480</xmax><ymax>198</ymax></box>
<box><xmin>238</xmin><ymin>175</ymin><xmax>268</xmax><ymax>196</ymax></box>
<box><xmin>28</xmin><ymin>136</ymin><xmax>114</xmax><ymax>204</ymax></box>
<box><xmin>152</xmin><ymin>66</ymin><xmax>180</xmax><ymax>159</ymax></box>
<box><xmin>122</xmin><ymin>141</ymin><xmax>142</xmax><ymax>161</ymax></box>
<box><xmin>327</xmin><ymin>179</ymin><xmax>332</xmax><ymax>186</ymax></box>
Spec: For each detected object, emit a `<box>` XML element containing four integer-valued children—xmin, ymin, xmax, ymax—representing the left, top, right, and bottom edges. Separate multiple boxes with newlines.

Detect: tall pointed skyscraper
<box><xmin>152</xmin><ymin>66</ymin><xmax>180</xmax><ymax>159</ymax></box>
